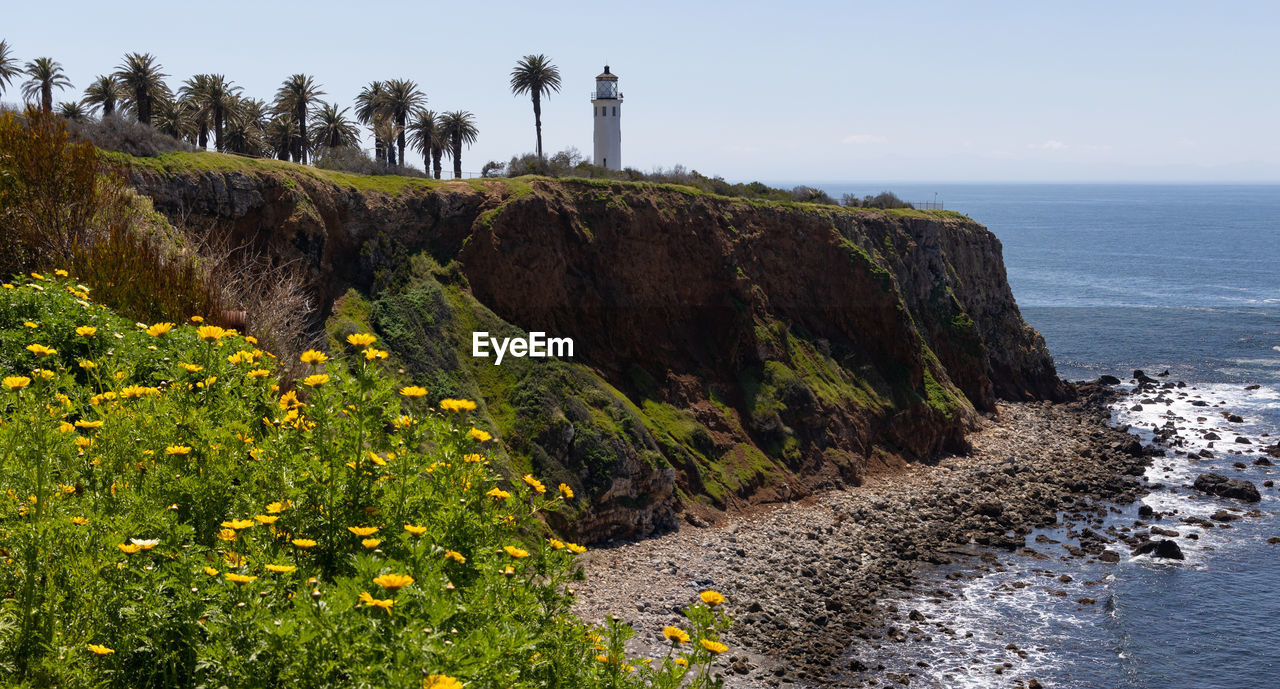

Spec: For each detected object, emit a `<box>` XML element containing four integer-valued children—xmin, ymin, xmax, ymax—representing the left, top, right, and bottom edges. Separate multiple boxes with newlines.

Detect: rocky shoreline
<box><xmin>572</xmin><ymin>384</ymin><xmax>1157</xmax><ymax>688</ymax></box>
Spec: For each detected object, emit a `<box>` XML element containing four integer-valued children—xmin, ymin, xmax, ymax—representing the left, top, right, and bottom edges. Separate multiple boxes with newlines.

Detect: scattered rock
<box><xmin>1133</xmin><ymin>539</ymin><xmax>1185</xmax><ymax>560</ymax></box>
<box><xmin>1192</xmin><ymin>473</ymin><xmax>1261</xmax><ymax>502</ymax></box>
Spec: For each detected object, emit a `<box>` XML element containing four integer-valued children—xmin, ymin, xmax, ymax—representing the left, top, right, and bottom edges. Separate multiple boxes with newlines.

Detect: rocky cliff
<box><xmin>119</xmin><ymin>152</ymin><xmax>1068</xmax><ymax>541</ymax></box>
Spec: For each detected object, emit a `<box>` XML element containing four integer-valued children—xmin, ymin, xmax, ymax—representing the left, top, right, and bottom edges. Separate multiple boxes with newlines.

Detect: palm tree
<box><xmin>179</xmin><ymin>74</ymin><xmax>212</xmax><ymax>148</ymax></box>
<box><xmin>224</xmin><ymin>96</ymin><xmax>269</xmax><ymax>157</ymax></box>
<box><xmin>273</xmin><ymin>74</ymin><xmax>323</xmax><ymax>164</ymax></box>
<box><xmin>266</xmin><ymin>113</ymin><xmax>301</xmax><ymax>161</ymax></box>
<box><xmin>383</xmin><ymin>79</ymin><xmax>426</xmax><ymax>169</ymax></box>
<box><xmin>181</xmin><ymin>74</ymin><xmax>242</xmax><ymax>151</ymax></box>
<box><xmin>114</xmin><ymin>53</ymin><xmax>168</xmax><ymax>126</ymax></box>
<box><xmin>440</xmin><ymin>111</ymin><xmax>479</xmax><ymax>179</ymax></box>
<box><xmin>354</xmin><ymin>81</ymin><xmax>388</xmax><ymax>165</ymax></box>
<box><xmin>57</xmin><ymin>101</ymin><xmax>87</xmax><ymax>120</ymax></box>
<box><xmin>152</xmin><ymin>97</ymin><xmax>195</xmax><ymax>142</ymax></box>
<box><xmin>407</xmin><ymin>109</ymin><xmax>442</xmax><ymax>175</ymax></box>
<box><xmin>509</xmin><ymin>54</ymin><xmax>561</xmax><ymax>159</ymax></box>
<box><xmin>21</xmin><ymin>57</ymin><xmax>72</xmax><ymax>114</ymax></box>
<box><xmin>310</xmin><ymin>102</ymin><xmax>360</xmax><ymax>150</ymax></box>
<box><xmin>83</xmin><ymin>75</ymin><xmax>126</xmax><ymax>117</ymax></box>
<box><xmin>374</xmin><ymin>117</ymin><xmax>400</xmax><ymax>167</ymax></box>
<box><xmin>0</xmin><ymin>40</ymin><xmax>20</xmax><ymax>97</ymax></box>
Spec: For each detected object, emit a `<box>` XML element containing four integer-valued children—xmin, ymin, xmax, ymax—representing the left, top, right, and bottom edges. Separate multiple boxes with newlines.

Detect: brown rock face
<box><xmin>125</xmin><ymin>162</ymin><xmax>1066</xmax><ymax>540</ymax></box>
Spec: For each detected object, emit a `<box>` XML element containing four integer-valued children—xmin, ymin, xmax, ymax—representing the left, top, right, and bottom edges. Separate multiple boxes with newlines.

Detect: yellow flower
<box><xmin>373</xmin><ymin>573</ymin><xmax>414</xmax><ymax>590</ymax></box>
<box><xmin>266</xmin><ymin>501</ymin><xmax>288</xmax><ymax>514</ymax></box>
<box><xmin>486</xmin><ymin>488</ymin><xmax>511</xmax><ymax>500</ymax></box>
<box><xmin>346</xmin><ymin>333</ymin><xmax>377</xmax><ymax>347</ymax></box>
<box><xmin>32</xmin><ymin>368</ymin><xmax>54</xmax><ymax>381</ymax></box>
<box><xmin>216</xmin><ymin>528</ymin><xmax>238</xmax><ymax>542</ymax></box>
<box><xmin>399</xmin><ymin>385</ymin><xmax>428</xmax><ymax>398</ymax></box>
<box><xmin>291</xmin><ymin>538</ymin><xmax>317</xmax><ymax>549</ymax></box>
<box><xmin>71</xmin><ymin>516</ymin><xmax>90</xmax><ymax>526</ymax></box>
<box><xmin>117</xmin><ymin>543</ymin><xmax>143</xmax><ymax>554</ymax></box>
<box><xmin>469</xmin><ymin>428</ymin><xmax>492</xmax><ymax>442</ymax></box>
<box><xmin>165</xmin><ymin>445</ymin><xmax>192</xmax><ymax>455</ymax></box>
<box><xmin>131</xmin><ymin>538</ymin><xmax>159</xmax><ymax>550</ymax></box>
<box><xmin>463</xmin><ymin>453</ymin><xmax>485</xmax><ymax>463</ymax></box>
<box><xmin>302</xmin><ymin>374</ymin><xmax>329</xmax><ymax>387</ymax></box>
<box><xmin>78</xmin><ymin>359</ymin><xmax>95</xmax><ymax>369</ymax></box>
<box><xmin>673</xmin><ymin>658</ymin><xmax>688</xmax><ymax>667</ymax></box>
<box><xmin>203</xmin><ymin>566</ymin><xmax>220</xmax><ymax>576</ymax></box>
<box><xmin>30</xmin><ymin>272</ymin><xmax>43</xmax><ymax>280</ymax></box>
<box><xmin>699</xmin><ymin>639</ymin><xmax>728</xmax><ymax>654</ymax></box>
<box><xmin>393</xmin><ymin>414</ymin><xmax>416</xmax><ymax>429</ymax></box>
<box><xmin>357</xmin><ymin>591</ymin><xmax>394</xmax><ymax>614</ymax></box>
<box><xmin>444</xmin><ymin>550</ymin><xmax>466</xmax><ymax>564</ymax></box>
<box><xmin>548</xmin><ymin>539</ymin><xmax>566</xmax><ymax>550</ymax></box>
<box><xmin>362</xmin><ymin>538</ymin><xmax>382</xmax><ymax>549</ymax></box>
<box><xmin>190</xmin><ymin>315</ymin><xmax>204</xmax><ymax>323</ymax></box>
<box><xmin>4</xmin><ymin>376</ymin><xmax>31</xmax><ymax>390</ymax></box>
<box><xmin>223</xmin><ymin>552</ymin><xmax>248</xmax><ymax>567</ymax></box>
<box><xmin>279</xmin><ymin>390</ymin><xmax>304</xmax><ymax>410</ymax></box>
<box><xmin>23</xmin><ymin>321</ymin><xmax>38</xmax><ymax>329</ymax></box>
<box><xmin>76</xmin><ymin>326</ymin><xmax>97</xmax><ymax>337</ymax></box>
<box><xmin>439</xmin><ymin>398</ymin><xmax>477</xmax><ymax>412</ymax></box>
<box><xmin>699</xmin><ymin>590</ymin><xmax>725</xmax><ymax>606</ymax></box>
<box><xmin>347</xmin><ymin>526</ymin><xmax>379</xmax><ymax>537</ymax></box>
<box><xmin>522</xmin><ymin>475</ymin><xmax>546</xmax><ymax>494</ymax></box>
<box><xmin>504</xmin><ymin>546</ymin><xmax>529</xmax><ymax>559</ymax></box>
<box><xmin>404</xmin><ymin>524</ymin><xmax>428</xmax><ymax>536</ymax></box>
<box><xmin>567</xmin><ymin>543</ymin><xmax>587</xmax><ymax>554</ymax></box>
<box><xmin>120</xmin><ymin>385</ymin><xmax>160</xmax><ymax>399</ymax></box>
<box><xmin>247</xmin><ymin>368</ymin><xmax>270</xmax><ymax>379</ymax></box>
<box><xmin>366</xmin><ymin>450</ymin><xmax>387</xmax><ymax>466</ymax></box>
<box><xmin>87</xmin><ymin>644</ymin><xmax>114</xmax><ymax>656</ymax></box>
<box><xmin>424</xmin><ymin>675</ymin><xmax>464</xmax><ymax>689</ymax></box>
<box><xmin>178</xmin><ymin>362</ymin><xmax>204</xmax><ymax>373</ymax></box>
<box><xmin>197</xmin><ymin>325</ymin><xmax>228</xmax><ymax>341</ymax></box>
<box><xmin>265</xmin><ymin>564</ymin><xmax>296</xmax><ymax>574</ymax></box>
<box><xmin>222</xmin><ymin>519</ymin><xmax>256</xmax><ymax>530</ymax></box>
<box><xmin>75</xmin><ymin>436</ymin><xmax>93</xmax><ymax>448</ymax></box>
<box><xmin>254</xmin><ymin>514</ymin><xmax>279</xmax><ymax>525</ymax></box>
<box><xmin>559</xmin><ymin>483</ymin><xmax>574</xmax><ymax>499</ymax></box>
<box><xmin>364</xmin><ymin>348</ymin><xmax>389</xmax><ymax>360</ymax></box>
<box><xmin>75</xmin><ymin>419</ymin><xmax>103</xmax><ymax>429</ymax></box>
<box><xmin>662</xmin><ymin>626</ymin><xmax>690</xmax><ymax>644</ymax></box>
<box><xmin>225</xmin><ymin>573</ymin><xmax>257</xmax><ymax>585</ymax></box>
<box><xmin>25</xmin><ymin>343</ymin><xmax>56</xmax><ymax>356</ymax></box>
<box><xmin>59</xmin><ymin>421</ymin><xmax>75</xmax><ymax>433</ymax></box>
<box><xmin>226</xmin><ymin>351</ymin><xmax>248</xmax><ymax>365</ymax></box>
<box><xmin>146</xmin><ymin>322</ymin><xmax>174</xmax><ymax>337</ymax></box>
<box><xmin>299</xmin><ymin>349</ymin><xmax>329</xmax><ymax>365</ymax></box>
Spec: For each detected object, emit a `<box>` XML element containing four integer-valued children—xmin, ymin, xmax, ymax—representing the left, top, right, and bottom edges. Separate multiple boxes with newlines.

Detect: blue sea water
<box><xmin>818</xmin><ymin>183</ymin><xmax>1280</xmax><ymax>688</ymax></box>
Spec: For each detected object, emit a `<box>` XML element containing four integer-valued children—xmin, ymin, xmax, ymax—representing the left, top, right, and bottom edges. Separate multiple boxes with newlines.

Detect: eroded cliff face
<box><xmin>124</xmin><ymin>157</ymin><xmax>1067</xmax><ymax>541</ymax></box>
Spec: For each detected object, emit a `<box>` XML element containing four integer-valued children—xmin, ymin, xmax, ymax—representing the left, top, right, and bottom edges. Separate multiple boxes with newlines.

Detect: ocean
<box><xmin>818</xmin><ymin>183</ymin><xmax>1280</xmax><ymax>688</ymax></box>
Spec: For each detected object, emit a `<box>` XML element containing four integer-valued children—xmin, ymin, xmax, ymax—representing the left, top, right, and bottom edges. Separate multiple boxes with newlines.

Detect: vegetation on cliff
<box><xmin>0</xmin><ymin>273</ymin><xmax>732</xmax><ymax>688</ymax></box>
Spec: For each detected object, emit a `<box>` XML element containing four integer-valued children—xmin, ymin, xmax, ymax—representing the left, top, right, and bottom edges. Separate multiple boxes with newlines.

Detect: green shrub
<box><xmin>0</xmin><ymin>274</ymin><xmax>731</xmax><ymax>688</ymax></box>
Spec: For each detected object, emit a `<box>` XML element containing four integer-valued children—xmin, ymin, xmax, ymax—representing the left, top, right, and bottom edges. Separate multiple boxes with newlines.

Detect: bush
<box><xmin>67</xmin><ymin>114</ymin><xmax>195</xmax><ymax>157</ymax></box>
<box><xmin>0</xmin><ymin>109</ymin><xmax>123</xmax><ymax>277</ymax></box>
<box><xmin>842</xmin><ymin>191</ymin><xmax>914</xmax><ymax>210</ymax></box>
<box><xmin>314</xmin><ymin>146</ymin><xmax>428</xmax><ymax>179</ymax></box>
<box><xmin>0</xmin><ymin>277</ymin><xmax>734</xmax><ymax>688</ymax></box>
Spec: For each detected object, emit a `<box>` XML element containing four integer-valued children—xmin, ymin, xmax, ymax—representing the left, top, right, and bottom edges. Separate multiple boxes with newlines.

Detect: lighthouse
<box><xmin>591</xmin><ymin>65</ymin><xmax>622</xmax><ymax>170</ymax></box>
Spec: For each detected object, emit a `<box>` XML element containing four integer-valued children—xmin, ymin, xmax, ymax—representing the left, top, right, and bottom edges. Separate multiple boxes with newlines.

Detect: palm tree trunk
<box><xmin>103</xmin><ymin>99</ymin><xmax>115</xmax><ymax>117</ymax></box>
<box><xmin>296</xmin><ymin>104</ymin><xmax>308</xmax><ymax>164</ymax></box>
<box><xmin>432</xmin><ymin>146</ymin><xmax>442</xmax><ymax>179</ymax></box>
<box><xmin>374</xmin><ymin>137</ymin><xmax>384</xmax><ymax>165</ymax></box>
<box><xmin>397</xmin><ymin>114</ymin><xmax>407</xmax><ymax>170</ymax></box>
<box><xmin>388</xmin><ymin>142</ymin><xmax>397</xmax><ymax>167</ymax></box>
<box><xmin>214</xmin><ymin>107</ymin><xmax>223</xmax><ymax>152</ymax></box>
<box><xmin>532</xmin><ymin>93</ymin><xmax>543</xmax><ymax>158</ymax></box>
<box><xmin>453</xmin><ymin>139</ymin><xmax>462</xmax><ymax>178</ymax></box>
<box><xmin>198</xmin><ymin>125</ymin><xmax>209</xmax><ymax>150</ymax></box>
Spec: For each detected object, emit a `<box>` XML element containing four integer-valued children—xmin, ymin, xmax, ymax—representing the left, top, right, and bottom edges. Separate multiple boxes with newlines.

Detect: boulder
<box><xmin>1133</xmin><ymin>539</ymin><xmax>1184</xmax><ymax>560</ymax></box>
<box><xmin>1192</xmin><ymin>473</ymin><xmax>1261</xmax><ymax>503</ymax></box>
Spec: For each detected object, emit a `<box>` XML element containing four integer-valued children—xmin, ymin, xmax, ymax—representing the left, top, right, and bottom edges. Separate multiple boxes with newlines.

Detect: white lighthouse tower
<box><xmin>591</xmin><ymin>65</ymin><xmax>622</xmax><ymax>170</ymax></box>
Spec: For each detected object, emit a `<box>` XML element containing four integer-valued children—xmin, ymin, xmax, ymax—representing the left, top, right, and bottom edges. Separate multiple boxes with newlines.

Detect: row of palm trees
<box><xmin>0</xmin><ymin>41</ymin><xmax>488</xmax><ymax>178</ymax></box>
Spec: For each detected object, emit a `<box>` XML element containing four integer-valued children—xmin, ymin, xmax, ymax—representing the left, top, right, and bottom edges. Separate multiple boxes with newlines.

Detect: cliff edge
<box><xmin>118</xmin><ymin>152</ymin><xmax>1068</xmax><ymax>541</ymax></box>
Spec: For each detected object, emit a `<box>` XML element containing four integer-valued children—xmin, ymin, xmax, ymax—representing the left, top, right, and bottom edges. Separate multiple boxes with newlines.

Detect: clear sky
<box><xmin>3</xmin><ymin>1</ymin><xmax>1278</xmax><ymax>182</ymax></box>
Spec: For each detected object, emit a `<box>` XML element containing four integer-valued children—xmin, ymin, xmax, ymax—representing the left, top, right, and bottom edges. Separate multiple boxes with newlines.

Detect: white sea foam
<box><xmin>849</xmin><ymin>380</ymin><xmax>1280</xmax><ymax>687</ymax></box>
